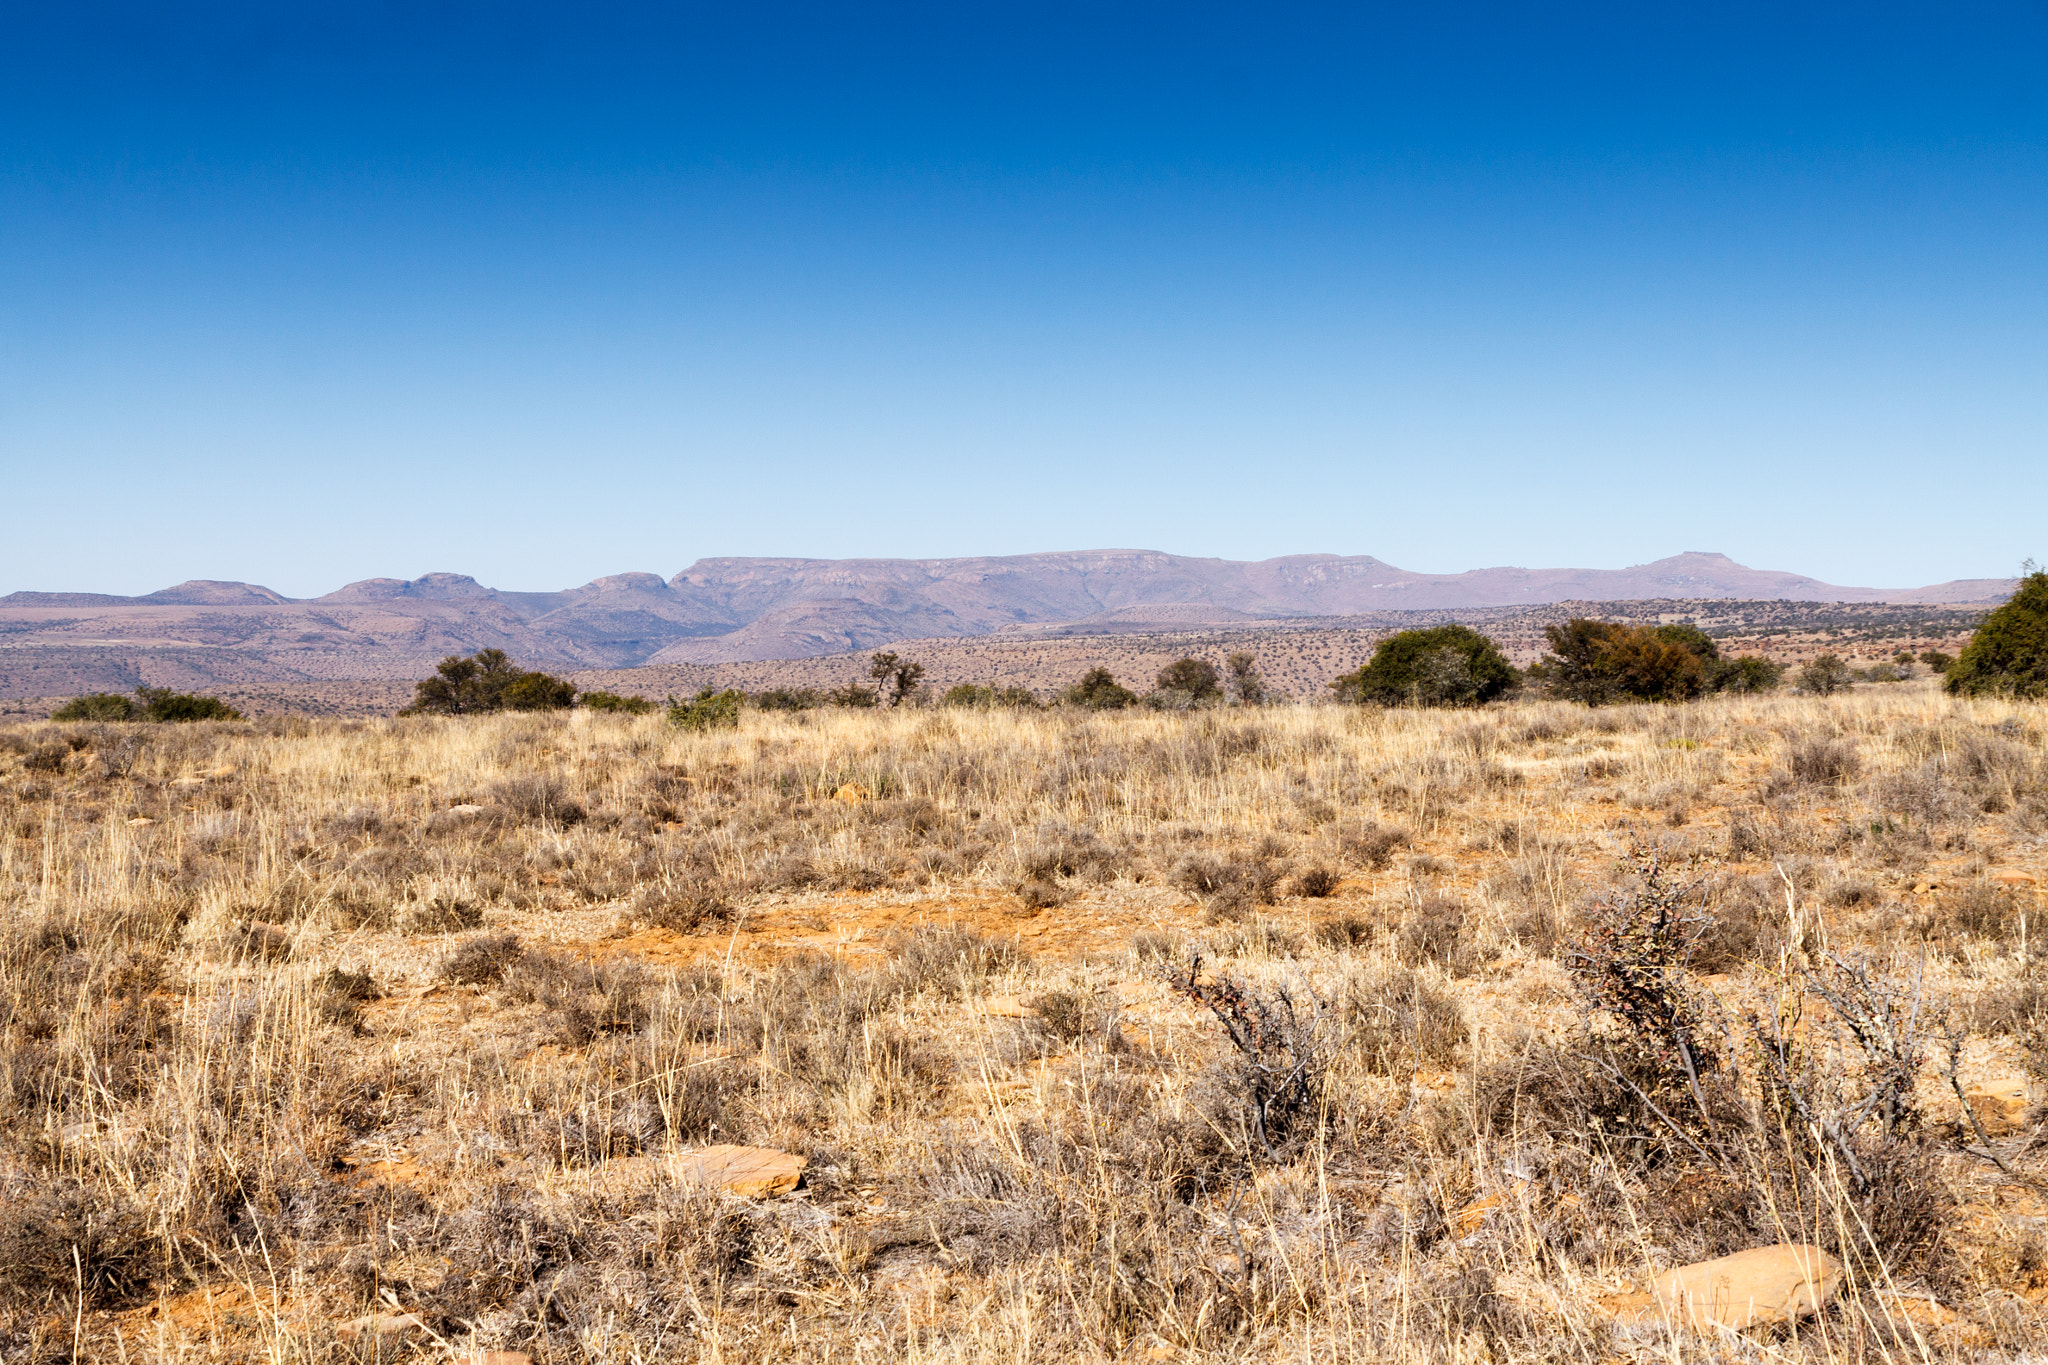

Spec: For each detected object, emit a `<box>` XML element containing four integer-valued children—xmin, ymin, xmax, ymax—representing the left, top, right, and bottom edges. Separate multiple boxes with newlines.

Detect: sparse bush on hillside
<box><xmin>1061</xmin><ymin>666</ymin><xmax>1137</xmax><ymax>710</ymax></box>
<box><xmin>51</xmin><ymin>692</ymin><xmax>137</xmax><ymax>721</ymax></box>
<box><xmin>1332</xmin><ymin>625</ymin><xmax>1517</xmax><ymax>707</ymax></box>
<box><xmin>1919</xmin><ymin>648</ymin><xmax>1956</xmax><ymax>673</ymax></box>
<box><xmin>667</xmin><ymin>687</ymin><xmax>744</xmax><ymax>731</ymax></box>
<box><xmin>1800</xmin><ymin>652</ymin><xmax>1853</xmax><ymax>696</ymax></box>
<box><xmin>754</xmin><ymin>686</ymin><xmax>827</xmax><ymax>711</ymax></box>
<box><xmin>1946</xmin><ymin>568</ymin><xmax>2048</xmax><ymax>698</ymax></box>
<box><xmin>401</xmin><ymin>648</ymin><xmax>574</xmax><ymax>715</ymax></box>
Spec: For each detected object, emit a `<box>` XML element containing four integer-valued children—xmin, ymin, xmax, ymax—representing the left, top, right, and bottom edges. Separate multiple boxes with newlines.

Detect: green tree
<box><xmin>868</xmin><ymin>652</ymin><xmax>926</xmax><ymax>707</ymax></box>
<box><xmin>401</xmin><ymin>649</ymin><xmax>574</xmax><ymax>715</ymax></box>
<box><xmin>1154</xmin><ymin>657</ymin><xmax>1222</xmax><ymax>703</ymax></box>
<box><xmin>1333</xmin><ymin>625</ymin><xmax>1517</xmax><ymax>707</ymax></box>
<box><xmin>1654</xmin><ymin>622</ymin><xmax>1720</xmax><ymax>662</ymax></box>
<box><xmin>52</xmin><ymin>692</ymin><xmax>136</xmax><ymax>721</ymax></box>
<box><xmin>134</xmin><ymin>687</ymin><xmax>243</xmax><ymax>722</ymax></box>
<box><xmin>1063</xmin><ymin>667</ymin><xmax>1137</xmax><ymax>710</ymax></box>
<box><xmin>667</xmin><ymin>687</ymin><xmax>744</xmax><ymax>731</ymax></box>
<box><xmin>1226</xmin><ymin>651</ymin><xmax>1266</xmax><ymax>705</ymax></box>
<box><xmin>1800</xmin><ymin>653</ymin><xmax>1853</xmax><ymax>696</ymax></box>
<box><xmin>1945</xmin><ymin>568</ymin><xmax>2048</xmax><ymax>698</ymax></box>
<box><xmin>1918</xmin><ymin>649</ymin><xmax>1955</xmax><ymax>673</ymax></box>
<box><xmin>1535</xmin><ymin>620</ymin><xmax>1701</xmax><ymax>704</ymax></box>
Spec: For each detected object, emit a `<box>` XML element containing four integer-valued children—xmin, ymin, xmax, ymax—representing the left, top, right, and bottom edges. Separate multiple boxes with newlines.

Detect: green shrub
<box><xmin>941</xmin><ymin>683</ymin><xmax>1039</xmax><ymax>709</ymax></box>
<box><xmin>1062</xmin><ymin>667</ymin><xmax>1137</xmax><ymax>710</ymax></box>
<box><xmin>1654</xmin><ymin>623</ymin><xmax>1720</xmax><ymax>662</ymax></box>
<box><xmin>1536</xmin><ymin>620</ymin><xmax>1702</xmax><ymax>704</ymax></box>
<box><xmin>51</xmin><ymin>693</ymin><xmax>136</xmax><ymax>722</ymax></box>
<box><xmin>1332</xmin><ymin>625</ymin><xmax>1518</xmax><ymax>706</ymax></box>
<box><xmin>1800</xmin><ymin>653</ymin><xmax>1853</xmax><ymax>696</ymax></box>
<box><xmin>134</xmin><ymin>687</ymin><xmax>242</xmax><ymax>722</ymax></box>
<box><xmin>1707</xmin><ymin>655</ymin><xmax>1784</xmax><ymax>694</ymax></box>
<box><xmin>400</xmin><ymin>648</ymin><xmax>573</xmax><ymax>715</ymax></box>
<box><xmin>1946</xmin><ymin>569</ymin><xmax>2048</xmax><ymax>698</ymax></box>
<box><xmin>501</xmin><ymin>671</ymin><xmax>577</xmax><ymax>711</ymax></box>
<box><xmin>828</xmin><ymin>683</ymin><xmax>879</xmax><ymax>708</ymax></box>
<box><xmin>1918</xmin><ymin>649</ymin><xmax>1955</xmax><ymax>673</ymax></box>
<box><xmin>578</xmin><ymin>691</ymin><xmax>653</xmax><ymax>714</ymax></box>
<box><xmin>667</xmin><ymin>687</ymin><xmax>744</xmax><ymax>731</ymax></box>
<box><xmin>1155</xmin><ymin>657</ymin><xmax>1222</xmax><ymax>703</ymax></box>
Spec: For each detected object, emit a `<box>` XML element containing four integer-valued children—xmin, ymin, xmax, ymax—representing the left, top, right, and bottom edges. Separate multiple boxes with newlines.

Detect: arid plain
<box><xmin>0</xmin><ymin>677</ymin><xmax>2042</xmax><ymax>1362</ymax></box>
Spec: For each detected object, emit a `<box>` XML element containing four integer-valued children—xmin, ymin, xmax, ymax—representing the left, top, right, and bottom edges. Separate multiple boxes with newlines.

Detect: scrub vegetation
<box><xmin>1</xmin><ymin>675</ymin><xmax>2045</xmax><ymax>1361</ymax></box>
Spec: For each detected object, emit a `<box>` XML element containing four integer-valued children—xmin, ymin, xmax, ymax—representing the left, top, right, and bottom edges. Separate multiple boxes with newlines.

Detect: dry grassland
<box><xmin>0</xmin><ymin>685</ymin><xmax>2044</xmax><ymax>1362</ymax></box>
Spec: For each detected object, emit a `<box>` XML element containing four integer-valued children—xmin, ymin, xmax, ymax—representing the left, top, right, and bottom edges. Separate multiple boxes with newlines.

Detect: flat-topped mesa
<box><xmin>319</xmin><ymin>573</ymin><xmax>495</xmax><ymax>603</ymax></box>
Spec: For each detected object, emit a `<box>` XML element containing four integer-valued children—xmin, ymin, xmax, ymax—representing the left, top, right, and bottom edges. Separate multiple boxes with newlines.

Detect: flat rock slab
<box><xmin>1608</xmin><ymin>1244</ymin><xmax>1842</xmax><ymax>1331</ymax></box>
<box><xmin>677</xmin><ymin>1145</ymin><xmax>806</xmax><ymax>1197</ymax></box>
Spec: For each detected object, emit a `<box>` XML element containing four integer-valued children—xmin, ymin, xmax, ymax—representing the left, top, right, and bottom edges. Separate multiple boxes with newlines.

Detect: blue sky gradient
<box><xmin>4</xmin><ymin>3</ymin><xmax>2045</xmax><ymax>596</ymax></box>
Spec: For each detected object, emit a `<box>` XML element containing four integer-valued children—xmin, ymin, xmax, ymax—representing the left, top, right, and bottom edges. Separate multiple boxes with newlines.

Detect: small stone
<box><xmin>675</xmin><ymin>1145</ymin><xmax>806</xmax><ymax>1197</ymax></box>
<box><xmin>1630</xmin><ymin>1244</ymin><xmax>1843</xmax><ymax>1331</ymax></box>
<box><xmin>833</xmin><ymin>783</ymin><xmax>874</xmax><ymax>804</ymax></box>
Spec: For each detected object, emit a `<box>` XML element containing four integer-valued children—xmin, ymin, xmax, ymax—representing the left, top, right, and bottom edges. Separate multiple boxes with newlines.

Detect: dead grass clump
<box><xmin>1345</xmin><ymin>968</ymin><xmax>1465</xmax><ymax>1073</ymax></box>
<box><xmin>1338</xmin><ymin>820</ymin><xmax>1409</xmax><ymax>869</ymax></box>
<box><xmin>1944</xmin><ymin>879</ymin><xmax>2023</xmax><ymax>944</ymax></box>
<box><xmin>1313</xmin><ymin>914</ymin><xmax>1372</xmax><ymax>949</ymax></box>
<box><xmin>439</xmin><ymin>931</ymin><xmax>525</xmax><ymax>985</ymax></box>
<box><xmin>490</xmin><ymin>774</ymin><xmax>587</xmax><ymax>824</ymax></box>
<box><xmin>1290</xmin><ymin>865</ymin><xmax>1339</xmax><ymax>898</ymax></box>
<box><xmin>886</xmin><ymin>925</ymin><xmax>1018</xmax><ymax>1000</ymax></box>
<box><xmin>1788</xmin><ymin>734</ymin><xmax>1861</xmax><ymax>786</ymax></box>
<box><xmin>0</xmin><ymin>1174</ymin><xmax>157</xmax><ymax>1310</ymax></box>
<box><xmin>1395</xmin><ymin>894</ymin><xmax>1465</xmax><ymax>969</ymax></box>
<box><xmin>626</xmin><ymin>880</ymin><xmax>733</xmax><ymax>932</ymax></box>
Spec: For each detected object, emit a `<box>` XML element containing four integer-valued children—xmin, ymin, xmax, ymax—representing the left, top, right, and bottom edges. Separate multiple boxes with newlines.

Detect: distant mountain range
<box><xmin>0</xmin><ymin>550</ymin><xmax>2017</xmax><ymax>672</ymax></box>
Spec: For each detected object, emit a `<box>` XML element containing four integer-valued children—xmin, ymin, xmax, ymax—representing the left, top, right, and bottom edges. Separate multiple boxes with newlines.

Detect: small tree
<box><xmin>1536</xmin><ymin>620</ymin><xmax>1702</xmax><ymax>704</ymax></box>
<box><xmin>1155</xmin><ymin>657</ymin><xmax>1222</xmax><ymax>703</ymax></box>
<box><xmin>1332</xmin><ymin>625</ymin><xmax>1517</xmax><ymax>707</ymax></box>
<box><xmin>942</xmin><ymin>683</ymin><xmax>1039</xmax><ymax>709</ymax></box>
<box><xmin>1918</xmin><ymin>649</ymin><xmax>1955</xmax><ymax>673</ymax></box>
<box><xmin>1063</xmin><ymin>667</ymin><xmax>1136</xmax><ymax>710</ymax></box>
<box><xmin>52</xmin><ymin>692</ymin><xmax>137</xmax><ymax>721</ymax></box>
<box><xmin>1945</xmin><ymin>568</ymin><xmax>2048</xmax><ymax>698</ymax></box>
<box><xmin>401</xmin><ymin>649</ymin><xmax>567</xmax><ymax>715</ymax></box>
<box><xmin>868</xmin><ymin>652</ymin><xmax>926</xmax><ymax>707</ymax></box>
<box><xmin>1226</xmin><ymin>651</ymin><xmax>1266</xmax><ymax>705</ymax></box>
<box><xmin>1800</xmin><ymin>653</ymin><xmax>1853</xmax><ymax>696</ymax></box>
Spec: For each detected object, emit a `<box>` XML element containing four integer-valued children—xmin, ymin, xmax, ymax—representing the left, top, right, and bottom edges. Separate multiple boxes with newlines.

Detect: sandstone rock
<box><xmin>979</xmin><ymin>995</ymin><xmax>1038</xmax><ymax>1018</ymax></box>
<box><xmin>833</xmin><ymin>783</ymin><xmax>874</xmax><ymax>804</ymax></box>
<box><xmin>1965</xmin><ymin>1075</ymin><xmax>2030</xmax><ymax>1137</ymax></box>
<box><xmin>676</xmin><ymin>1144</ymin><xmax>806</xmax><ymax>1197</ymax></box>
<box><xmin>1621</xmin><ymin>1244</ymin><xmax>1842</xmax><ymax>1331</ymax></box>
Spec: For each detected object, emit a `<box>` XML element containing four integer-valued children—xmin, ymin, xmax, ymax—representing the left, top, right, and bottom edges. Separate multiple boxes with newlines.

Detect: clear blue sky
<box><xmin>3</xmin><ymin>2</ymin><xmax>2044</xmax><ymax>597</ymax></box>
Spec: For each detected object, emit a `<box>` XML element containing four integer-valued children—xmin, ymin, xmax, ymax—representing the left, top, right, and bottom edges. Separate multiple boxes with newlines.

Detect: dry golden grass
<box><xmin>0</xmin><ymin>683</ymin><xmax>2043</xmax><ymax>1362</ymax></box>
